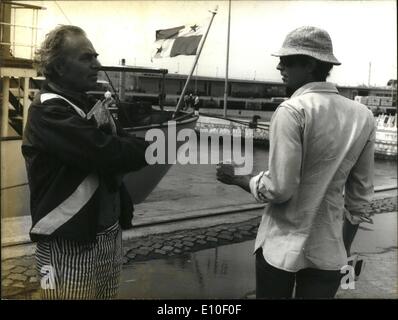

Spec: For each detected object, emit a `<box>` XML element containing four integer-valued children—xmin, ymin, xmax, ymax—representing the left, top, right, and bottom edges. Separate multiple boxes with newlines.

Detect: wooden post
<box><xmin>1</xmin><ymin>77</ymin><xmax>10</xmax><ymax>137</ymax></box>
<box><xmin>22</xmin><ymin>77</ymin><xmax>30</xmax><ymax>131</ymax></box>
<box><xmin>119</xmin><ymin>58</ymin><xmax>126</xmax><ymax>101</ymax></box>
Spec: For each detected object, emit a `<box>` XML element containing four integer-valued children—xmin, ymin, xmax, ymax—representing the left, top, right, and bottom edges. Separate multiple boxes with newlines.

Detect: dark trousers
<box><xmin>255</xmin><ymin>250</ymin><xmax>341</xmax><ymax>299</ymax></box>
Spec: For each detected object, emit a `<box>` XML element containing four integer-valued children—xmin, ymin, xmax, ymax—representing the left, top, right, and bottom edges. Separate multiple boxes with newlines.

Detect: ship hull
<box><xmin>123</xmin><ymin>112</ymin><xmax>198</xmax><ymax>204</ymax></box>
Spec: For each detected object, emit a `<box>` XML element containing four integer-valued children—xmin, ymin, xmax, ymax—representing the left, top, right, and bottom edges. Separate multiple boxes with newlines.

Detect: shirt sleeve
<box><xmin>26</xmin><ymin>100</ymin><xmax>149</xmax><ymax>174</ymax></box>
<box><xmin>344</xmin><ymin>121</ymin><xmax>375</xmax><ymax>224</ymax></box>
<box><xmin>249</xmin><ymin>105</ymin><xmax>303</xmax><ymax>204</ymax></box>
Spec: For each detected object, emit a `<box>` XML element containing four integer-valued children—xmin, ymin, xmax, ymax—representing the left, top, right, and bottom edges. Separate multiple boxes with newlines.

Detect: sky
<box><xmin>16</xmin><ymin>0</ymin><xmax>398</xmax><ymax>86</ymax></box>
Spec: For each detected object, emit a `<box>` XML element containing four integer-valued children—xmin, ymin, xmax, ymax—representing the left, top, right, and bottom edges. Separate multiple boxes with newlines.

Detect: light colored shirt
<box><xmin>251</xmin><ymin>82</ymin><xmax>375</xmax><ymax>272</ymax></box>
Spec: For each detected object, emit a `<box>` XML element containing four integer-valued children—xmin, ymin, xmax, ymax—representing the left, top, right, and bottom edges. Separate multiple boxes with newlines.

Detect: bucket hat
<box><xmin>272</xmin><ymin>26</ymin><xmax>341</xmax><ymax>65</ymax></box>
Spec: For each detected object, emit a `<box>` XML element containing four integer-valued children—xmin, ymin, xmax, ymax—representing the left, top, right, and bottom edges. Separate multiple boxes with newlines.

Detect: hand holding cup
<box><xmin>216</xmin><ymin>162</ymin><xmax>238</xmax><ymax>185</ymax></box>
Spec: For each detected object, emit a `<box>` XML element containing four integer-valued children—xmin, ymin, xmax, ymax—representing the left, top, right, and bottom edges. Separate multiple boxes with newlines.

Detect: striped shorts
<box><xmin>35</xmin><ymin>222</ymin><xmax>122</xmax><ymax>300</ymax></box>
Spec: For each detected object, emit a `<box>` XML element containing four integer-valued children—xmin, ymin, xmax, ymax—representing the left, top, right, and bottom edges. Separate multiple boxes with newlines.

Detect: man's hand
<box><xmin>216</xmin><ymin>163</ymin><xmax>238</xmax><ymax>185</ymax></box>
<box><xmin>216</xmin><ymin>163</ymin><xmax>252</xmax><ymax>193</ymax></box>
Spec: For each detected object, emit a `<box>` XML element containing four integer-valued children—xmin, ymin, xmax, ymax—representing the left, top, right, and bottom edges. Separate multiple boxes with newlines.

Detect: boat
<box><xmin>374</xmin><ymin>114</ymin><xmax>397</xmax><ymax>159</ymax></box>
<box><xmin>195</xmin><ymin>114</ymin><xmax>269</xmax><ymax>142</ymax></box>
<box><xmin>354</xmin><ymin>95</ymin><xmax>397</xmax><ymax>159</ymax></box>
<box><xmin>94</xmin><ymin>65</ymin><xmax>199</xmax><ymax>204</ymax></box>
<box><xmin>122</xmin><ymin>110</ymin><xmax>198</xmax><ymax>204</ymax></box>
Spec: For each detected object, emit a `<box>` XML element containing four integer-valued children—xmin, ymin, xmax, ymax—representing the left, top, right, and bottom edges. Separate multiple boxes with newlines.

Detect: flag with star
<box><xmin>151</xmin><ymin>23</ymin><xmax>203</xmax><ymax>60</ymax></box>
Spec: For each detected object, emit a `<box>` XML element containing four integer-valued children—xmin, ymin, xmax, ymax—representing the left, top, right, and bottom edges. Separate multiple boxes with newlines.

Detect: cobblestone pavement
<box><xmin>2</xmin><ymin>195</ymin><xmax>396</xmax><ymax>299</ymax></box>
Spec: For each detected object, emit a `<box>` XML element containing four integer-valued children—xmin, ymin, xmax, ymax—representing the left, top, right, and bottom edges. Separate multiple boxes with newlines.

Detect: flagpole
<box><xmin>223</xmin><ymin>0</ymin><xmax>231</xmax><ymax>118</ymax></box>
<box><xmin>172</xmin><ymin>6</ymin><xmax>218</xmax><ymax>118</ymax></box>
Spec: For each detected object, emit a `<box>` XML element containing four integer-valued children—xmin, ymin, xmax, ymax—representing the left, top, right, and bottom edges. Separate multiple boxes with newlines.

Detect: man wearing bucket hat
<box><xmin>217</xmin><ymin>26</ymin><xmax>375</xmax><ymax>298</ymax></box>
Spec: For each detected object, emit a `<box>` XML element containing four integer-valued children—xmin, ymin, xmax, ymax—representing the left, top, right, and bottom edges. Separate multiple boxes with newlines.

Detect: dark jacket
<box><xmin>22</xmin><ymin>82</ymin><xmax>148</xmax><ymax>242</ymax></box>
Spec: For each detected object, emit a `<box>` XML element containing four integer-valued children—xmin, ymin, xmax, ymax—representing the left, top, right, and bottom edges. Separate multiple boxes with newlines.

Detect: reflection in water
<box><xmin>213</xmin><ymin>247</ymin><xmax>218</xmax><ymax>275</ymax></box>
<box><xmin>119</xmin><ymin>212</ymin><xmax>396</xmax><ymax>299</ymax></box>
<box><xmin>352</xmin><ymin>212</ymin><xmax>397</xmax><ymax>254</ymax></box>
<box><xmin>119</xmin><ymin>241</ymin><xmax>256</xmax><ymax>299</ymax></box>
<box><xmin>192</xmin><ymin>253</ymin><xmax>205</xmax><ymax>290</ymax></box>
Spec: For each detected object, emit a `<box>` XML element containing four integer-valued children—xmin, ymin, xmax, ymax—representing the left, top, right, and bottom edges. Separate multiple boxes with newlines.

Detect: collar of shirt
<box><xmin>291</xmin><ymin>82</ymin><xmax>339</xmax><ymax>98</ymax></box>
<box><xmin>45</xmin><ymin>81</ymin><xmax>96</xmax><ymax>113</ymax></box>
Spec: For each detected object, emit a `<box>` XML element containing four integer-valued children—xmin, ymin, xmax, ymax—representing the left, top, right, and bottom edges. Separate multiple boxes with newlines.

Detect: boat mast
<box><xmin>223</xmin><ymin>0</ymin><xmax>231</xmax><ymax>118</ymax></box>
<box><xmin>368</xmin><ymin>61</ymin><xmax>372</xmax><ymax>87</ymax></box>
<box><xmin>172</xmin><ymin>6</ymin><xmax>218</xmax><ymax>118</ymax></box>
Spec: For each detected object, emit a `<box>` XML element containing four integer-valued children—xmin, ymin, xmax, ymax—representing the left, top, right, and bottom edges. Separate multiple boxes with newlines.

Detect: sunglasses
<box><xmin>279</xmin><ymin>55</ymin><xmax>309</xmax><ymax>67</ymax></box>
